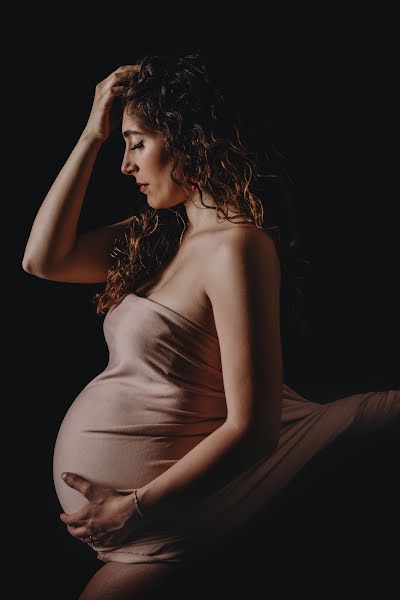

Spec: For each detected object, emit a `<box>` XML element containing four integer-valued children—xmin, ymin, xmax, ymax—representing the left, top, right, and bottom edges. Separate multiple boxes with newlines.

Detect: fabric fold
<box><xmin>53</xmin><ymin>292</ymin><xmax>400</xmax><ymax>564</ymax></box>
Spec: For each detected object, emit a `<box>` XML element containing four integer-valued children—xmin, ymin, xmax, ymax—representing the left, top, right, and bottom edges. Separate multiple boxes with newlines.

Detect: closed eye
<box><xmin>130</xmin><ymin>141</ymin><xmax>144</xmax><ymax>151</ymax></box>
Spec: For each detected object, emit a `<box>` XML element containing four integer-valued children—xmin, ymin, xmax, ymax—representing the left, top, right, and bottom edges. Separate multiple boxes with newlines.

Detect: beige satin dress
<box><xmin>53</xmin><ymin>292</ymin><xmax>400</xmax><ymax>564</ymax></box>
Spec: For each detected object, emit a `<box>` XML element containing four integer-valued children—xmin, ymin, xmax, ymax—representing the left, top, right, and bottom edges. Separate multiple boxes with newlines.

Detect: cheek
<box><xmin>158</xmin><ymin>148</ymin><xmax>177</xmax><ymax>181</ymax></box>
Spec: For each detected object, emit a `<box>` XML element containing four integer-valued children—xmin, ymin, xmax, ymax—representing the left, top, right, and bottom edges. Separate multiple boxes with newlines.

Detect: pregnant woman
<box><xmin>22</xmin><ymin>53</ymin><xmax>399</xmax><ymax>599</ymax></box>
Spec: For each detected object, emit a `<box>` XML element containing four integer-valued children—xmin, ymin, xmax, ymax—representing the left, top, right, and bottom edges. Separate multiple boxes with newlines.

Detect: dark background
<box><xmin>10</xmin><ymin>6</ymin><xmax>399</xmax><ymax>598</ymax></box>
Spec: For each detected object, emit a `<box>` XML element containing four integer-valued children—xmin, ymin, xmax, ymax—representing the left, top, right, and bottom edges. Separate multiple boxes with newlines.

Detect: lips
<box><xmin>140</xmin><ymin>184</ymin><xmax>149</xmax><ymax>193</ymax></box>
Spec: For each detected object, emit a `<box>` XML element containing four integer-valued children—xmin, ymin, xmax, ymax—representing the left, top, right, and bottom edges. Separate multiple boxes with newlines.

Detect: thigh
<box><xmin>78</xmin><ymin>560</ymin><xmax>182</xmax><ymax>600</ymax></box>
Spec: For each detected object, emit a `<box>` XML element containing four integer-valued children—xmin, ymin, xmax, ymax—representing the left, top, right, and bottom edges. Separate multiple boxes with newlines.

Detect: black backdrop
<box><xmin>10</xmin><ymin>6</ymin><xmax>399</xmax><ymax>598</ymax></box>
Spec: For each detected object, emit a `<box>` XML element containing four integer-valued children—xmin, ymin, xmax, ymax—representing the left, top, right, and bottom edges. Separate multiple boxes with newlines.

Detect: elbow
<box><xmin>22</xmin><ymin>256</ymin><xmax>38</xmax><ymax>275</ymax></box>
<box><xmin>22</xmin><ymin>257</ymin><xmax>45</xmax><ymax>277</ymax></box>
<box><xmin>229</xmin><ymin>422</ymin><xmax>279</xmax><ymax>458</ymax></box>
<box><xmin>22</xmin><ymin>257</ymin><xmax>33</xmax><ymax>273</ymax></box>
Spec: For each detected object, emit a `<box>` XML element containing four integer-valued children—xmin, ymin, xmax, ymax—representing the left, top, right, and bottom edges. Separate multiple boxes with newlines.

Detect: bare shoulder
<box><xmin>211</xmin><ymin>223</ymin><xmax>278</xmax><ymax>255</ymax></box>
<box><xmin>196</xmin><ymin>223</ymin><xmax>278</xmax><ymax>255</ymax></box>
<box><xmin>200</xmin><ymin>223</ymin><xmax>283</xmax><ymax>443</ymax></box>
<box><xmin>203</xmin><ymin>224</ymin><xmax>281</xmax><ymax>294</ymax></box>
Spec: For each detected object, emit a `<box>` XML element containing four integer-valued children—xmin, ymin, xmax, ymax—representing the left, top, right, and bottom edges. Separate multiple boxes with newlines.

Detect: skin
<box><xmin>77</xmin><ymin>561</ymin><xmax>181</xmax><ymax>599</ymax></box>
<box><xmin>120</xmin><ymin>108</ymin><xmax>245</xmax><ymax>236</ymax></box>
<box><xmin>60</xmin><ymin>104</ymin><xmax>282</xmax><ymax>599</ymax></box>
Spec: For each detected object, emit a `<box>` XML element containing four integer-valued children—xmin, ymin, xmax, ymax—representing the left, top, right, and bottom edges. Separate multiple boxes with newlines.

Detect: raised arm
<box><xmin>22</xmin><ymin>64</ymin><xmax>139</xmax><ymax>283</ymax></box>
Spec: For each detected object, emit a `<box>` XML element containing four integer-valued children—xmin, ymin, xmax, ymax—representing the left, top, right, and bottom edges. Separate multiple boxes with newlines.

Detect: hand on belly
<box><xmin>58</xmin><ymin>472</ymin><xmax>145</xmax><ymax>548</ymax></box>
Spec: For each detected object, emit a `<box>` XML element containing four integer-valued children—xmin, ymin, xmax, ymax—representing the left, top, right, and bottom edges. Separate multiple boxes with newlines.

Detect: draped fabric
<box><xmin>53</xmin><ymin>292</ymin><xmax>400</xmax><ymax>563</ymax></box>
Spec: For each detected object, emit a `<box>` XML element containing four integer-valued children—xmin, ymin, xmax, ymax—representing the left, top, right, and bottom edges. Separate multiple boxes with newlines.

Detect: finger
<box><xmin>65</xmin><ymin>521</ymin><xmax>104</xmax><ymax>535</ymax></box>
<box><xmin>67</xmin><ymin>524</ymin><xmax>91</xmax><ymax>539</ymax></box>
<box><xmin>117</xmin><ymin>64</ymin><xmax>140</xmax><ymax>70</ymax></box>
<box><xmin>66</xmin><ymin>524</ymin><xmax>104</xmax><ymax>545</ymax></box>
<box><xmin>60</xmin><ymin>508</ymin><xmax>87</xmax><ymax>526</ymax></box>
<box><xmin>61</xmin><ymin>473</ymin><xmax>94</xmax><ymax>499</ymax></box>
<box><xmin>107</xmin><ymin>65</ymin><xmax>140</xmax><ymax>79</ymax></box>
<box><xmin>110</xmin><ymin>71</ymin><xmax>137</xmax><ymax>85</ymax></box>
<box><xmin>60</xmin><ymin>514</ymin><xmax>82</xmax><ymax>526</ymax></box>
<box><xmin>104</xmin><ymin>71</ymin><xmax>136</xmax><ymax>95</ymax></box>
<box><xmin>85</xmin><ymin>536</ymin><xmax>105</xmax><ymax>546</ymax></box>
<box><xmin>111</xmin><ymin>86</ymin><xmax>128</xmax><ymax>97</ymax></box>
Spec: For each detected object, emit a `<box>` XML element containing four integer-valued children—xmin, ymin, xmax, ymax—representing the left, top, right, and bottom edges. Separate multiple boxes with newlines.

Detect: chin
<box><xmin>148</xmin><ymin>193</ymin><xmax>183</xmax><ymax>210</ymax></box>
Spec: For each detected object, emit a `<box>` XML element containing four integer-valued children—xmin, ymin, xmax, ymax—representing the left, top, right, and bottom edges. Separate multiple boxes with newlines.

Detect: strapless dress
<box><xmin>53</xmin><ymin>292</ymin><xmax>400</xmax><ymax>564</ymax></box>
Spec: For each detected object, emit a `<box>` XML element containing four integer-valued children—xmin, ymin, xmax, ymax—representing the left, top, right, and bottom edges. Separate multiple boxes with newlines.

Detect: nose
<box><xmin>121</xmin><ymin>151</ymin><xmax>137</xmax><ymax>177</ymax></box>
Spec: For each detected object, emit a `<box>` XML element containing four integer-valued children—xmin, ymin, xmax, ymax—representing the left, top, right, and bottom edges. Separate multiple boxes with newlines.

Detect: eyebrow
<box><xmin>122</xmin><ymin>129</ymin><xmax>143</xmax><ymax>138</ymax></box>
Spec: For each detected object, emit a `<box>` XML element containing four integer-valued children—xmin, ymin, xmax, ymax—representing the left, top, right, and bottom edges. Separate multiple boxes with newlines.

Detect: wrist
<box><xmin>135</xmin><ymin>486</ymin><xmax>168</xmax><ymax>524</ymax></box>
<box><xmin>136</xmin><ymin>485</ymin><xmax>176</xmax><ymax>523</ymax></box>
<box><xmin>80</xmin><ymin>128</ymin><xmax>106</xmax><ymax>146</ymax></box>
<box><xmin>133</xmin><ymin>488</ymin><xmax>146</xmax><ymax>518</ymax></box>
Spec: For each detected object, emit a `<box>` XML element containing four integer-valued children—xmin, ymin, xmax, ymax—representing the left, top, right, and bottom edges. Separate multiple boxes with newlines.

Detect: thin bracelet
<box><xmin>133</xmin><ymin>489</ymin><xmax>145</xmax><ymax>518</ymax></box>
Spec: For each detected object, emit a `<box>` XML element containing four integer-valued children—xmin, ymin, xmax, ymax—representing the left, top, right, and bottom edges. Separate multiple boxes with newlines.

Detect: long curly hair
<box><xmin>92</xmin><ymin>51</ymin><xmax>312</xmax><ymax>337</ymax></box>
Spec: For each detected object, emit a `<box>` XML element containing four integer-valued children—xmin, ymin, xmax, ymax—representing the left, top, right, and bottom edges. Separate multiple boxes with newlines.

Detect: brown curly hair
<box><xmin>92</xmin><ymin>51</ymin><xmax>312</xmax><ymax>337</ymax></box>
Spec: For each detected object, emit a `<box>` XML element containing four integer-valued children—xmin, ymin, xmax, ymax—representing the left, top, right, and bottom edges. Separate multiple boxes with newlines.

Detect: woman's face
<box><xmin>121</xmin><ymin>109</ymin><xmax>189</xmax><ymax>209</ymax></box>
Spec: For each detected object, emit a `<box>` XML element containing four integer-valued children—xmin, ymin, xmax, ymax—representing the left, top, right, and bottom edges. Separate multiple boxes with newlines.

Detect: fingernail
<box><xmin>61</xmin><ymin>472</ymin><xmax>68</xmax><ymax>480</ymax></box>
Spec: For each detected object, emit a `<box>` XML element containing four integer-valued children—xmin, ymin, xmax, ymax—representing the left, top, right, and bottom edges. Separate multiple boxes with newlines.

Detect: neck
<box><xmin>183</xmin><ymin>190</ymin><xmax>245</xmax><ymax>235</ymax></box>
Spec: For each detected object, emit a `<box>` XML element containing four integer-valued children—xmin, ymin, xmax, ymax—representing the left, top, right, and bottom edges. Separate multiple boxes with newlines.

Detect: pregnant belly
<box><xmin>52</xmin><ymin>383</ymin><xmax>203</xmax><ymax>514</ymax></box>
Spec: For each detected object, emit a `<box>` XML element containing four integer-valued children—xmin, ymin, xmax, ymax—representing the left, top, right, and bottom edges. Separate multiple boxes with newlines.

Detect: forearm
<box><xmin>22</xmin><ymin>128</ymin><xmax>103</xmax><ymax>274</ymax></box>
<box><xmin>136</xmin><ymin>422</ymin><xmax>275</xmax><ymax>520</ymax></box>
